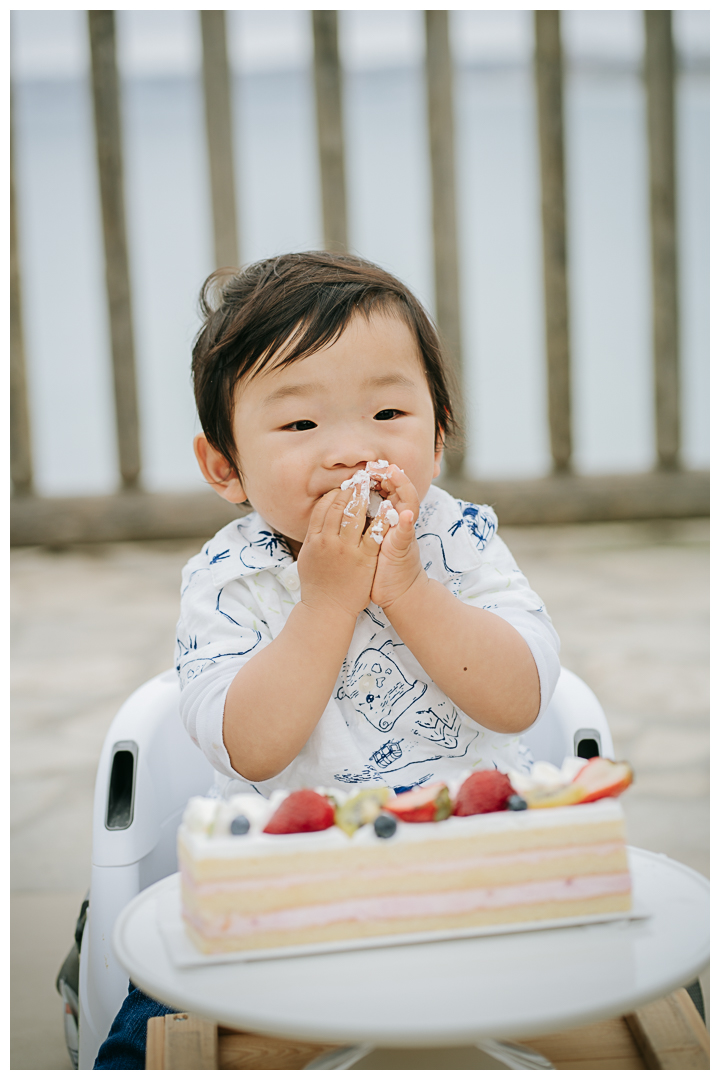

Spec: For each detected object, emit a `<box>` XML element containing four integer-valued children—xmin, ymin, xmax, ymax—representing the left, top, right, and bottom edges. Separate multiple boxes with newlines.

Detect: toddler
<box><xmin>94</xmin><ymin>251</ymin><xmax>559</xmax><ymax>1068</ymax></box>
<box><xmin>178</xmin><ymin>251</ymin><xmax>559</xmax><ymax>794</ymax></box>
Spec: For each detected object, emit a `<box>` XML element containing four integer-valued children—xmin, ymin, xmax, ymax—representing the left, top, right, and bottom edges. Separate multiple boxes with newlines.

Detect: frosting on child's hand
<box><xmin>340</xmin><ymin>460</ymin><xmax>392</xmax><ymax>520</ymax></box>
<box><xmin>370</xmin><ymin>499</ymin><xmax>400</xmax><ymax>543</ymax></box>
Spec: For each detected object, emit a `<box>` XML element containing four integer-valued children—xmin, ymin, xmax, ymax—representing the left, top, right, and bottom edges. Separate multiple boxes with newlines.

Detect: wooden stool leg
<box><xmin>625</xmin><ymin>988</ymin><xmax>710</xmax><ymax>1070</ymax></box>
<box><xmin>146</xmin><ymin>1016</ymin><xmax>166</xmax><ymax>1069</ymax></box>
<box><xmin>146</xmin><ymin>1013</ymin><xmax>218</xmax><ymax>1069</ymax></box>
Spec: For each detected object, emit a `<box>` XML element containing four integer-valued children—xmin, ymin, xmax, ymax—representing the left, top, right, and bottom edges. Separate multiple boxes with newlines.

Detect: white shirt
<box><xmin>175</xmin><ymin>484</ymin><xmax>560</xmax><ymax>798</ymax></box>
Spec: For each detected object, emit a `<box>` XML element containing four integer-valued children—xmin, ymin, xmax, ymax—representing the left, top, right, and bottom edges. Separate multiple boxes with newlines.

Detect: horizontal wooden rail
<box><xmin>10</xmin><ymin>470</ymin><xmax>709</xmax><ymax>547</ymax></box>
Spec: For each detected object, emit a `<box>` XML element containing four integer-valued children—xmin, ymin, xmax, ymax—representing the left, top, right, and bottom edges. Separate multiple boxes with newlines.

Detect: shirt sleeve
<box><xmin>456</xmin><ymin>532</ymin><xmax>561</xmax><ymax>725</ymax></box>
<box><xmin>175</xmin><ymin>556</ymin><xmax>271</xmax><ymax>778</ymax></box>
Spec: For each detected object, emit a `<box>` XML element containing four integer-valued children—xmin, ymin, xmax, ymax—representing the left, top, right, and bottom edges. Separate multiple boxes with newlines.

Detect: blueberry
<box><xmin>230</xmin><ymin>814</ymin><xmax>251</xmax><ymax>835</ymax></box>
<box><xmin>506</xmin><ymin>795</ymin><xmax>528</xmax><ymax>811</ymax></box>
<box><xmin>374</xmin><ymin>813</ymin><xmax>397</xmax><ymax>838</ymax></box>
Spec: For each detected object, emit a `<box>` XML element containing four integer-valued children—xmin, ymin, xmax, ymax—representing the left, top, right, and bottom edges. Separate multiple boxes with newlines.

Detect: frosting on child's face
<box><xmin>230</xmin><ymin>312</ymin><xmax>443</xmax><ymax>554</ymax></box>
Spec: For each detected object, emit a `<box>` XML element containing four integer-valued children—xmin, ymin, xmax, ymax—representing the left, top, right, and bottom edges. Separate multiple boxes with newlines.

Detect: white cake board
<box><xmin>157</xmin><ymin>874</ymin><xmax>648</xmax><ymax>969</ymax></box>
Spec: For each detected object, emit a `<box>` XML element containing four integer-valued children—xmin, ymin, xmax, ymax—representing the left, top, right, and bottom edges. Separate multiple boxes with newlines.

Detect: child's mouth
<box><xmin>340</xmin><ymin>460</ymin><xmax>392</xmax><ymax>518</ymax></box>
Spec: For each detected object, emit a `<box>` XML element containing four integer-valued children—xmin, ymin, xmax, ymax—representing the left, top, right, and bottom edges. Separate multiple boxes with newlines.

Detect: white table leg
<box><xmin>304</xmin><ymin>1040</ymin><xmax>554</xmax><ymax>1069</ymax></box>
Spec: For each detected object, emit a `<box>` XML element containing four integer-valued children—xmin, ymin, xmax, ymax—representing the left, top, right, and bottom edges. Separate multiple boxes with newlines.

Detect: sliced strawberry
<box><xmin>384</xmin><ymin>782</ymin><xmax>452</xmax><ymax>823</ymax></box>
<box><xmin>525</xmin><ymin>758</ymin><xmax>633</xmax><ymax>809</ymax></box>
<box><xmin>263</xmin><ymin>790</ymin><xmax>335</xmax><ymax>834</ymax></box>
<box><xmin>574</xmin><ymin>758</ymin><xmax>633</xmax><ymax>803</ymax></box>
<box><xmin>454</xmin><ymin>770</ymin><xmax>516</xmax><ymax>816</ymax></box>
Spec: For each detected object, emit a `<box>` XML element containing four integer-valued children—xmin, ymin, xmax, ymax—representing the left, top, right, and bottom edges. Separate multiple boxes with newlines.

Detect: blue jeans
<box><xmin>93</xmin><ymin>983</ymin><xmax>174</xmax><ymax>1070</ymax></box>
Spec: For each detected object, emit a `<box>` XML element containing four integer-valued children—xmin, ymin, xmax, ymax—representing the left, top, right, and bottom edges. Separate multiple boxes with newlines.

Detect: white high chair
<box><xmin>75</xmin><ymin>666</ymin><xmax>613</xmax><ymax>1069</ymax></box>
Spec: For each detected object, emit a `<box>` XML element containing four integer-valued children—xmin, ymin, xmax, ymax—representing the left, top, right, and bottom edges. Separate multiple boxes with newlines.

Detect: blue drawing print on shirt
<box><xmin>413</xmin><ymin>703</ymin><xmax>463</xmax><ymax>748</ymax></box>
<box><xmin>215</xmin><ymin>588</ymin><xmax>269</xmax><ymax>634</ymax></box>
<box><xmin>363</xmin><ymin>606</ymin><xmax>386</xmax><ymax>628</ymax></box>
<box><xmin>366</xmin><ymin>739</ymin><xmax>441</xmax><ymax>777</ymax></box>
<box><xmin>371</xmin><ymin>739</ymin><xmax>403</xmax><ymax>769</ymax></box>
<box><xmin>235</xmin><ymin>524</ymin><xmax>293</xmax><ymax>570</ymax></box>
<box><xmin>178</xmin><ymin>638</ymin><xmax>262</xmax><ymax>683</ymax></box>
<box><xmin>209</xmin><ymin>549</ymin><xmax>230</xmax><ymax>564</ymax></box>
<box><xmin>448</xmin><ymin>502</ymin><xmax>496</xmax><ymax>549</ymax></box>
<box><xmin>336</xmin><ymin>640</ymin><xmax>426</xmax><ymax>732</ymax></box>
<box><xmin>176</xmin><ymin>632</ymin><xmax>198</xmax><ymax>656</ymax></box>
<box><xmin>255</xmin><ymin>530</ymin><xmax>291</xmax><ymax>557</ymax></box>
<box><xmin>181</xmin><ymin>565</ymin><xmax>210</xmax><ymax>597</ymax></box>
<box><xmin>394</xmin><ymin>774</ymin><xmax>433</xmax><ymax>794</ymax></box>
<box><xmin>333</xmin><ymin>766</ymin><xmax>386</xmax><ymax>785</ymax></box>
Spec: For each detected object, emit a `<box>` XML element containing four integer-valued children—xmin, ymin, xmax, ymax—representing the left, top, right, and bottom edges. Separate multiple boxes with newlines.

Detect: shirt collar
<box><xmin>414</xmin><ymin>485</ymin><xmax>498</xmax><ymax>578</ymax></box>
<box><xmin>208</xmin><ymin>512</ymin><xmax>294</xmax><ymax>588</ymax></box>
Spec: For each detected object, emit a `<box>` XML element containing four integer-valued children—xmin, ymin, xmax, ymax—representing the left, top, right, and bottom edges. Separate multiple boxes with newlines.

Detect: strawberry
<box><xmin>525</xmin><ymin>758</ymin><xmax>633</xmax><ymax>809</ymax></box>
<box><xmin>384</xmin><ymin>782</ymin><xmax>452</xmax><ymax>823</ymax></box>
<box><xmin>454</xmin><ymin>770</ymin><xmax>516</xmax><ymax>816</ymax></box>
<box><xmin>263</xmin><ymin>790</ymin><xmax>335</xmax><ymax>834</ymax></box>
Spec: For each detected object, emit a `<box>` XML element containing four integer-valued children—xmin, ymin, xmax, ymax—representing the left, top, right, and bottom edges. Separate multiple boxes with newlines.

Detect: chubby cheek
<box><xmin>258</xmin><ymin>462</ymin><xmax>314</xmax><ymax>538</ymax></box>
<box><xmin>400</xmin><ymin>453</ymin><xmax>438</xmax><ymax>501</ymax></box>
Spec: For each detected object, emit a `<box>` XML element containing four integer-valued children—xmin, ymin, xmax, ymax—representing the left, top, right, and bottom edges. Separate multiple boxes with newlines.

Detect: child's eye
<box><xmin>283</xmin><ymin>420</ymin><xmax>317</xmax><ymax>431</ymax></box>
<box><xmin>374</xmin><ymin>409</ymin><xmax>402</xmax><ymax>421</ymax></box>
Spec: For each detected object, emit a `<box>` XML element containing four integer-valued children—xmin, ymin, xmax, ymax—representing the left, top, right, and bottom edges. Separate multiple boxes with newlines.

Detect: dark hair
<box><xmin>192</xmin><ymin>251</ymin><xmax>458</xmax><ymax>473</ymax></box>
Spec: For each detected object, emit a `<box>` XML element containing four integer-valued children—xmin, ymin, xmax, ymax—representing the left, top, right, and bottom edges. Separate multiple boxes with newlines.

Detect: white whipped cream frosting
<box><xmin>340</xmin><ymin>460</ymin><xmax>392</xmax><ymax>521</ymax></box>
<box><xmin>180</xmin><ymin>791</ymin><xmax>625</xmax><ymax>858</ymax></box>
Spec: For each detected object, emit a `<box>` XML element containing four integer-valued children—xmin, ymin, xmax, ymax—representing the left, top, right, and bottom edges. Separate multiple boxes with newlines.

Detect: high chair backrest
<box><xmin>77</xmin><ymin>665</ymin><xmax>613</xmax><ymax>1069</ymax></box>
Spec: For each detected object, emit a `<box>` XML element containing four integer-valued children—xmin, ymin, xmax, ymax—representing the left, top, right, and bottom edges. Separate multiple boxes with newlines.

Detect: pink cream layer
<box><xmin>183</xmin><ymin>841</ymin><xmax>625</xmax><ymax>895</ymax></box>
<box><xmin>185</xmin><ymin>872</ymin><xmax>631</xmax><ymax>938</ymax></box>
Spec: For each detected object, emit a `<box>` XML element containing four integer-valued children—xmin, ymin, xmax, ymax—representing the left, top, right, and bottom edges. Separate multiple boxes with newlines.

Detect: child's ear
<box><xmin>194</xmin><ymin>434</ymin><xmax>248</xmax><ymax>504</ymax></box>
<box><xmin>433</xmin><ymin>434</ymin><xmax>444</xmax><ymax>479</ymax></box>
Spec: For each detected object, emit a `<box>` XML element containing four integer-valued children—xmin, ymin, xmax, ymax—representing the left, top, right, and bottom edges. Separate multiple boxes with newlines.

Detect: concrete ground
<box><xmin>11</xmin><ymin>518</ymin><xmax>709</xmax><ymax>1069</ymax></box>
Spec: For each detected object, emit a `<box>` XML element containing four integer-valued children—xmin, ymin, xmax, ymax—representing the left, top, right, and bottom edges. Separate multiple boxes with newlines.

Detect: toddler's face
<box><xmin>230</xmin><ymin>312</ymin><xmax>442</xmax><ymax>554</ymax></box>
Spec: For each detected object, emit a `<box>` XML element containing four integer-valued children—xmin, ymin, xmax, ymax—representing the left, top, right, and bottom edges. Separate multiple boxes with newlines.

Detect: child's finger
<box><xmin>325</xmin><ymin>484</ymin><xmax>366</xmax><ymax>540</ymax></box>
<box><xmin>339</xmin><ymin>486</ymin><xmax>369</xmax><ymax>543</ymax></box>
<box><xmin>361</xmin><ymin>500</ymin><xmax>401</xmax><ymax>553</ymax></box>
<box><xmin>375</xmin><ymin>465</ymin><xmax>420</xmax><ymax>519</ymax></box>
<box><xmin>379</xmin><ymin>507</ymin><xmax>415</xmax><ymax>556</ymax></box>
<box><xmin>306</xmin><ymin>488</ymin><xmax>348</xmax><ymax>537</ymax></box>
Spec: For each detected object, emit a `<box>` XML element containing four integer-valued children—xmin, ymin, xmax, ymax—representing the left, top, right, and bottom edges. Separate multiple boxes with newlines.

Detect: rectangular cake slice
<box><xmin>178</xmin><ymin>797</ymin><xmax>631</xmax><ymax>955</ymax></box>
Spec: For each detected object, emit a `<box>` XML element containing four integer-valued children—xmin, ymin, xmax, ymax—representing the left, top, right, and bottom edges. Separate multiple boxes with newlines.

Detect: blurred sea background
<box><xmin>11</xmin><ymin>10</ymin><xmax>708</xmax><ymax>497</ymax></box>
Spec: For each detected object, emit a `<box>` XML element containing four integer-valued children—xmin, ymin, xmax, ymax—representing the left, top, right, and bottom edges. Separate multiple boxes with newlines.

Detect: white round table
<box><xmin>113</xmin><ymin>847</ymin><xmax>708</xmax><ymax>1050</ymax></box>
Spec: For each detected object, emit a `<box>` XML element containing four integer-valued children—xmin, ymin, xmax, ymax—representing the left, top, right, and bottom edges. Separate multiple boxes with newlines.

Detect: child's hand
<box><xmin>297</xmin><ymin>484</ymin><xmax>382</xmax><ymax>621</ymax></box>
<box><xmin>369</xmin><ymin>466</ymin><xmax>426</xmax><ymax>611</ymax></box>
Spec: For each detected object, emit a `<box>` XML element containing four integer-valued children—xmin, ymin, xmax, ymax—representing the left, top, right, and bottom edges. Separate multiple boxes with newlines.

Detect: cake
<box><xmin>340</xmin><ymin>460</ymin><xmax>399</xmax><ymax>540</ymax></box>
<box><xmin>178</xmin><ymin>759</ymin><xmax>633</xmax><ymax>956</ymax></box>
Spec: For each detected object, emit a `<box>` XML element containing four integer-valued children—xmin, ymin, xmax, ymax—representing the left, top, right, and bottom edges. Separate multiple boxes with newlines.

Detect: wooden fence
<box><xmin>10</xmin><ymin>10</ymin><xmax>708</xmax><ymax>545</ymax></box>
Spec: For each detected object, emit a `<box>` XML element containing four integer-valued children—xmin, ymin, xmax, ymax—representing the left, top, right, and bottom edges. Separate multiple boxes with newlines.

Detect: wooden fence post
<box><xmin>425</xmin><ymin>11</ymin><xmax>465</xmax><ymax>477</ymax></box>
<box><xmin>645</xmin><ymin>11</ymin><xmax>680</xmax><ymax>471</ymax></box>
<box><xmin>10</xmin><ymin>96</ymin><xmax>34</xmax><ymax>496</ymax></box>
<box><xmin>534</xmin><ymin>10</ymin><xmax>572</xmax><ymax>474</ymax></box>
<box><xmin>312</xmin><ymin>11</ymin><xmax>348</xmax><ymax>253</ymax></box>
<box><xmin>200</xmin><ymin>10</ymin><xmax>240</xmax><ymax>270</ymax></box>
<box><xmin>88</xmin><ymin>10</ymin><xmax>141</xmax><ymax>490</ymax></box>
